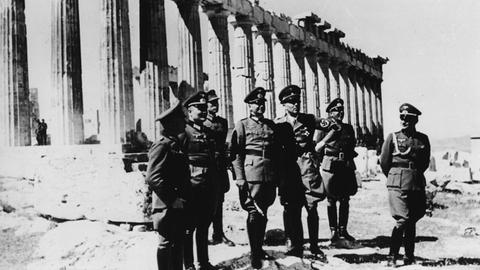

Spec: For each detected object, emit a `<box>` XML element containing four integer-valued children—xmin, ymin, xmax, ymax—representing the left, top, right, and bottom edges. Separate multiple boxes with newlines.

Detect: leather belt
<box><xmin>245</xmin><ymin>149</ymin><xmax>273</xmax><ymax>158</ymax></box>
<box><xmin>324</xmin><ymin>151</ymin><xmax>346</xmax><ymax>160</ymax></box>
<box><xmin>392</xmin><ymin>162</ymin><xmax>416</xmax><ymax>169</ymax></box>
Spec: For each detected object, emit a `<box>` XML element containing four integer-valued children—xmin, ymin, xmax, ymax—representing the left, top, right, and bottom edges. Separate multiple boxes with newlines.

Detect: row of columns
<box><xmin>0</xmin><ymin>0</ymin><xmax>385</xmax><ymax>147</ymax></box>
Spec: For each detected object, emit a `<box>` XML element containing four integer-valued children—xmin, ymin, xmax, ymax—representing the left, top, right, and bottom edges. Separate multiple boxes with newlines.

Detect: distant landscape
<box><xmin>430</xmin><ymin>136</ymin><xmax>471</xmax><ymax>153</ymax></box>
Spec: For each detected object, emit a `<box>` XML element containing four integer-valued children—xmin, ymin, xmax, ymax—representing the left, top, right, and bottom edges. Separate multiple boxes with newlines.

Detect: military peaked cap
<box><xmin>399</xmin><ymin>103</ymin><xmax>421</xmax><ymax>116</ymax></box>
<box><xmin>184</xmin><ymin>91</ymin><xmax>207</xmax><ymax>108</ymax></box>
<box><xmin>156</xmin><ymin>100</ymin><xmax>184</xmax><ymax>122</ymax></box>
<box><xmin>279</xmin><ymin>85</ymin><xmax>301</xmax><ymax>104</ymax></box>
<box><xmin>244</xmin><ymin>87</ymin><xmax>267</xmax><ymax>103</ymax></box>
<box><xmin>326</xmin><ymin>98</ymin><xmax>344</xmax><ymax>113</ymax></box>
<box><xmin>206</xmin><ymin>89</ymin><xmax>219</xmax><ymax>102</ymax></box>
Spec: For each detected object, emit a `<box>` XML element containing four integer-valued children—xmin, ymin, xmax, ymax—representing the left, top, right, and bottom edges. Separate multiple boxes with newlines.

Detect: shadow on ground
<box><xmin>357</xmin><ymin>235</ymin><xmax>438</xmax><ymax>249</ymax></box>
<box><xmin>334</xmin><ymin>253</ymin><xmax>480</xmax><ymax>266</ymax></box>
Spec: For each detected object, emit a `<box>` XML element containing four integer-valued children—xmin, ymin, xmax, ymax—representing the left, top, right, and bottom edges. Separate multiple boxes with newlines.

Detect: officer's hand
<box><xmin>236</xmin><ymin>179</ymin><xmax>247</xmax><ymax>189</ymax></box>
<box><xmin>315</xmin><ymin>141</ymin><xmax>325</xmax><ymax>152</ymax></box>
<box><xmin>171</xmin><ymin>198</ymin><xmax>185</xmax><ymax>209</ymax></box>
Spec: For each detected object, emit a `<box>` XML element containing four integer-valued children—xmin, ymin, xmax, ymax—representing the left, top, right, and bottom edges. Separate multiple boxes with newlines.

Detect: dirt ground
<box><xmin>1</xmin><ymin>174</ymin><xmax>480</xmax><ymax>269</ymax></box>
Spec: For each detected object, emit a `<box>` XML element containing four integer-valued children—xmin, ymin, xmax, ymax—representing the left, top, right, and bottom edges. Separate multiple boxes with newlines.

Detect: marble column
<box><xmin>253</xmin><ymin>25</ymin><xmax>275</xmax><ymax>119</ymax></box>
<box><xmin>230</xmin><ymin>15</ymin><xmax>254</xmax><ymax>123</ymax></box>
<box><xmin>139</xmin><ymin>0</ymin><xmax>170</xmax><ymax>141</ymax></box>
<box><xmin>329</xmin><ymin>63</ymin><xmax>340</xmax><ymax>98</ymax></box>
<box><xmin>51</xmin><ymin>0</ymin><xmax>84</xmax><ymax>145</ymax></box>
<box><xmin>0</xmin><ymin>0</ymin><xmax>31</xmax><ymax>146</ymax></box>
<box><xmin>377</xmin><ymin>84</ymin><xmax>384</xmax><ymax>140</ymax></box>
<box><xmin>368</xmin><ymin>79</ymin><xmax>378</xmax><ymax>140</ymax></box>
<box><xmin>175</xmin><ymin>0</ymin><xmax>203</xmax><ymax>101</ymax></box>
<box><xmin>339</xmin><ymin>67</ymin><xmax>350</xmax><ymax>124</ymax></box>
<box><xmin>348</xmin><ymin>69</ymin><xmax>361</xmax><ymax>139</ymax></box>
<box><xmin>272</xmin><ymin>33</ymin><xmax>290</xmax><ymax>117</ymax></box>
<box><xmin>317</xmin><ymin>56</ymin><xmax>330</xmax><ymax>118</ymax></box>
<box><xmin>290</xmin><ymin>42</ymin><xmax>306</xmax><ymax>113</ymax></box>
<box><xmin>305</xmin><ymin>49</ymin><xmax>319</xmax><ymax>116</ymax></box>
<box><xmin>205</xmin><ymin>8</ymin><xmax>233</xmax><ymax>126</ymax></box>
<box><xmin>356</xmin><ymin>72</ymin><xmax>368</xmax><ymax>144</ymax></box>
<box><xmin>100</xmin><ymin>0</ymin><xmax>134</xmax><ymax>144</ymax></box>
<box><xmin>363</xmin><ymin>77</ymin><xmax>373</xmax><ymax>138</ymax></box>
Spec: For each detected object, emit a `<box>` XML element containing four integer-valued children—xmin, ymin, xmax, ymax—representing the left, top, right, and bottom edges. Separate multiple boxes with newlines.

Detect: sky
<box><xmin>24</xmin><ymin>0</ymin><xmax>480</xmax><ymax>140</ymax></box>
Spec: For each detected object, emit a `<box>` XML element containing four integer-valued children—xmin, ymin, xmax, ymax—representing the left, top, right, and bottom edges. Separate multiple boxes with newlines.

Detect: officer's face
<box><xmin>207</xmin><ymin>100</ymin><xmax>218</xmax><ymax>115</ymax></box>
<box><xmin>188</xmin><ymin>104</ymin><xmax>207</xmax><ymax>123</ymax></box>
<box><xmin>400</xmin><ymin>113</ymin><xmax>418</xmax><ymax>130</ymax></box>
<box><xmin>249</xmin><ymin>101</ymin><xmax>265</xmax><ymax>116</ymax></box>
<box><xmin>329</xmin><ymin>107</ymin><xmax>344</xmax><ymax>121</ymax></box>
<box><xmin>283</xmin><ymin>99</ymin><xmax>300</xmax><ymax>115</ymax></box>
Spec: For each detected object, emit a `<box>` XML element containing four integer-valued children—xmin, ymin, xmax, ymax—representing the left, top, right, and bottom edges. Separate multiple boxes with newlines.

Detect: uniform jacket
<box><xmin>230</xmin><ymin>117</ymin><xmax>280</xmax><ymax>183</ymax></box>
<box><xmin>180</xmin><ymin>121</ymin><xmax>216</xmax><ymax>186</ymax></box>
<box><xmin>145</xmin><ymin>135</ymin><xmax>192</xmax><ymax>210</ymax></box>
<box><xmin>204</xmin><ymin>114</ymin><xmax>230</xmax><ymax>193</ymax></box>
<box><xmin>317</xmin><ymin>120</ymin><xmax>357</xmax><ymax>162</ymax></box>
<box><xmin>380</xmin><ymin>129</ymin><xmax>430</xmax><ymax>191</ymax></box>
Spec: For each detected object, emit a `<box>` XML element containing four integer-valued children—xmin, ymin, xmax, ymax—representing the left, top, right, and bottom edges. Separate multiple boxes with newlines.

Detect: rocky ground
<box><xmin>1</xmin><ymin>147</ymin><xmax>480</xmax><ymax>269</ymax></box>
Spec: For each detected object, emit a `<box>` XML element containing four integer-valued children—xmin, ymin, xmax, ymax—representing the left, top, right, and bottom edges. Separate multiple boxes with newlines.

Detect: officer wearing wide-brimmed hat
<box><xmin>146</xmin><ymin>100</ymin><xmax>192</xmax><ymax>270</ymax></box>
<box><xmin>203</xmin><ymin>90</ymin><xmax>235</xmax><ymax>247</ymax></box>
<box><xmin>181</xmin><ymin>91</ymin><xmax>218</xmax><ymax>270</ymax></box>
<box><xmin>380</xmin><ymin>103</ymin><xmax>430</xmax><ymax>267</ymax></box>
<box><xmin>315</xmin><ymin>97</ymin><xmax>358</xmax><ymax>244</ymax></box>
<box><xmin>275</xmin><ymin>84</ymin><xmax>335</xmax><ymax>258</ymax></box>
<box><xmin>230</xmin><ymin>87</ymin><xmax>279</xmax><ymax>268</ymax></box>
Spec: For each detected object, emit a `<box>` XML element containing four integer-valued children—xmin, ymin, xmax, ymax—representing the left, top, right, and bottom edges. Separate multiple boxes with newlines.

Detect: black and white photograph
<box><xmin>1</xmin><ymin>0</ymin><xmax>479</xmax><ymax>269</ymax></box>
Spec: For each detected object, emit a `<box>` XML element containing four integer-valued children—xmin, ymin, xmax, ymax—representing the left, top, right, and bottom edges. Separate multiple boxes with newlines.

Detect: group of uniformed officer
<box><xmin>146</xmin><ymin>83</ymin><xmax>430</xmax><ymax>269</ymax></box>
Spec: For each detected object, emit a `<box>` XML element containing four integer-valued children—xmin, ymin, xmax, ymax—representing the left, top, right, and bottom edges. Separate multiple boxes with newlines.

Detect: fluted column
<box><xmin>356</xmin><ymin>72</ymin><xmax>368</xmax><ymax>144</ymax></box>
<box><xmin>51</xmin><ymin>0</ymin><xmax>84</xmax><ymax>145</ymax></box>
<box><xmin>305</xmin><ymin>49</ymin><xmax>319</xmax><ymax>116</ymax></box>
<box><xmin>348</xmin><ymin>69</ymin><xmax>361</xmax><ymax>139</ymax></box>
<box><xmin>100</xmin><ymin>0</ymin><xmax>134</xmax><ymax>144</ymax></box>
<box><xmin>139</xmin><ymin>0</ymin><xmax>169</xmax><ymax>141</ymax></box>
<box><xmin>329</xmin><ymin>63</ymin><xmax>340</xmax><ymax>98</ymax></box>
<box><xmin>205</xmin><ymin>9</ymin><xmax>233</xmax><ymax>126</ymax></box>
<box><xmin>377</xmin><ymin>84</ymin><xmax>384</xmax><ymax>141</ymax></box>
<box><xmin>272</xmin><ymin>33</ymin><xmax>291</xmax><ymax>117</ymax></box>
<box><xmin>175</xmin><ymin>0</ymin><xmax>203</xmax><ymax>100</ymax></box>
<box><xmin>363</xmin><ymin>77</ymin><xmax>373</xmax><ymax>139</ymax></box>
<box><xmin>368</xmin><ymin>79</ymin><xmax>378</xmax><ymax>141</ymax></box>
<box><xmin>290</xmin><ymin>43</ymin><xmax>306</xmax><ymax>113</ymax></box>
<box><xmin>230</xmin><ymin>15</ymin><xmax>254</xmax><ymax>123</ymax></box>
<box><xmin>339</xmin><ymin>66</ymin><xmax>350</xmax><ymax>124</ymax></box>
<box><xmin>0</xmin><ymin>0</ymin><xmax>31</xmax><ymax>146</ymax></box>
<box><xmin>253</xmin><ymin>25</ymin><xmax>275</xmax><ymax>119</ymax></box>
<box><xmin>317</xmin><ymin>56</ymin><xmax>330</xmax><ymax>118</ymax></box>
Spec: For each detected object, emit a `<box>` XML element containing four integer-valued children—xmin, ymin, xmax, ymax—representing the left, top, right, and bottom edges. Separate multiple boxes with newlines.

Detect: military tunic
<box><xmin>380</xmin><ymin>129</ymin><xmax>430</xmax><ymax>226</ymax></box>
<box><xmin>318</xmin><ymin>121</ymin><xmax>357</xmax><ymax>199</ymax></box>
<box><xmin>145</xmin><ymin>134</ymin><xmax>191</xmax><ymax>270</ymax></box>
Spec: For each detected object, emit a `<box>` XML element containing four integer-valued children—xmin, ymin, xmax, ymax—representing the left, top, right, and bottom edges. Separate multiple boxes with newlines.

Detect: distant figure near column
<box><xmin>204</xmin><ymin>90</ymin><xmax>235</xmax><ymax>247</ymax></box>
<box><xmin>380</xmin><ymin>103</ymin><xmax>430</xmax><ymax>267</ymax></box>
<box><xmin>40</xmin><ymin>119</ymin><xmax>48</xmax><ymax>145</ymax></box>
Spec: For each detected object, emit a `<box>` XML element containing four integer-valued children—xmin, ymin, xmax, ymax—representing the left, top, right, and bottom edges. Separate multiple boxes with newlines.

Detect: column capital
<box><xmin>230</xmin><ymin>14</ymin><xmax>255</xmax><ymax>28</ymax></box>
<box><xmin>252</xmin><ymin>24</ymin><xmax>274</xmax><ymax>37</ymax></box>
<box><xmin>202</xmin><ymin>3</ymin><xmax>231</xmax><ymax>18</ymax></box>
<box><xmin>272</xmin><ymin>32</ymin><xmax>291</xmax><ymax>47</ymax></box>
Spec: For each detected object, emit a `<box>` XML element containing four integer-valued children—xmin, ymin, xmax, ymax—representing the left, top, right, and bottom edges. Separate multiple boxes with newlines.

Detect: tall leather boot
<box><xmin>327</xmin><ymin>199</ymin><xmax>339</xmax><ymax>242</ymax></box>
<box><xmin>404</xmin><ymin>223</ymin><xmax>416</xmax><ymax>265</ymax></box>
<box><xmin>247</xmin><ymin>212</ymin><xmax>263</xmax><ymax>269</ymax></box>
<box><xmin>307</xmin><ymin>206</ymin><xmax>322</xmax><ymax>254</ymax></box>
<box><xmin>339</xmin><ymin>198</ymin><xmax>355</xmax><ymax>241</ymax></box>
<box><xmin>285</xmin><ymin>204</ymin><xmax>303</xmax><ymax>257</ymax></box>
<box><xmin>157</xmin><ymin>247</ymin><xmax>172</xmax><ymax>270</ymax></box>
<box><xmin>387</xmin><ymin>227</ymin><xmax>403</xmax><ymax>267</ymax></box>
<box><xmin>184</xmin><ymin>231</ymin><xmax>195</xmax><ymax>270</ymax></box>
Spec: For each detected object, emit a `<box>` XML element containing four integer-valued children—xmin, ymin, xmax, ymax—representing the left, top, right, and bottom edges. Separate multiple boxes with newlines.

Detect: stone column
<box><xmin>329</xmin><ymin>63</ymin><xmax>340</xmax><ymax>98</ymax></box>
<box><xmin>339</xmin><ymin>66</ymin><xmax>350</xmax><ymax>124</ymax></box>
<box><xmin>368</xmin><ymin>78</ymin><xmax>378</xmax><ymax>141</ymax></box>
<box><xmin>0</xmin><ymin>0</ymin><xmax>31</xmax><ymax>146</ymax></box>
<box><xmin>272</xmin><ymin>33</ymin><xmax>290</xmax><ymax>117</ymax></box>
<box><xmin>348</xmin><ymin>69</ymin><xmax>361</xmax><ymax>139</ymax></box>
<box><xmin>100</xmin><ymin>0</ymin><xmax>135</xmax><ymax>144</ymax></box>
<box><xmin>139</xmin><ymin>0</ymin><xmax>170</xmax><ymax>141</ymax></box>
<box><xmin>317</xmin><ymin>55</ymin><xmax>330</xmax><ymax>118</ymax></box>
<box><xmin>253</xmin><ymin>25</ymin><xmax>275</xmax><ymax>119</ymax></box>
<box><xmin>356</xmin><ymin>72</ymin><xmax>368</xmax><ymax>144</ymax></box>
<box><xmin>363</xmin><ymin>76</ymin><xmax>373</xmax><ymax>140</ymax></box>
<box><xmin>51</xmin><ymin>0</ymin><xmax>84</xmax><ymax>145</ymax></box>
<box><xmin>305</xmin><ymin>49</ymin><xmax>319</xmax><ymax>116</ymax></box>
<box><xmin>175</xmin><ymin>0</ymin><xmax>203</xmax><ymax>101</ymax></box>
<box><xmin>290</xmin><ymin>42</ymin><xmax>306</xmax><ymax>113</ymax></box>
<box><xmin>205</xmin><ymin>8</ymin><xmax>233</xmax><ymax>126</ymax></box>
<box><xmin>377</xmin><ymin>82</ymin><xmax>384</xmax><ymax>141</ymax></box>
<box><xmin>230</xmin><ymin>15</ymin><xmax>254</xmax><ymax>123</ymax></box>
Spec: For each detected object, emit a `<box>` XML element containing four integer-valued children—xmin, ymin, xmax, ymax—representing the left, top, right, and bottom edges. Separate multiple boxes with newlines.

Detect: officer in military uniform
<box><xmin>275</xmin><ymin>85</ymin><xmax>332</xmax><ymax>257</ymax></box>
<box><xmin>315</xmin><ymin>98</ymin><xmax>358</xmax><ymax>243</ymax></box>
<box><xmin>181</xmin><ymin>91</ymin><xmax>219</xmax><ymax>270</ymax></box>
<box><xmin>204</xmin><ymin>90</ymin><xmax>235</xmax><ymax>247</ymax></box>
<box><xmin>380</xmin><ymin>103</ymin><xmax>430</xmax><ymax>267</ymax></box>
<box><xmin>230</xmin><ymin>87</ymin><xmax>279</xmax><ymax>269</ymax></box>
<box><xmin>145</xmin><ymin>101</ymin><xmax>192</xmax><ymax>270</ymax></box>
